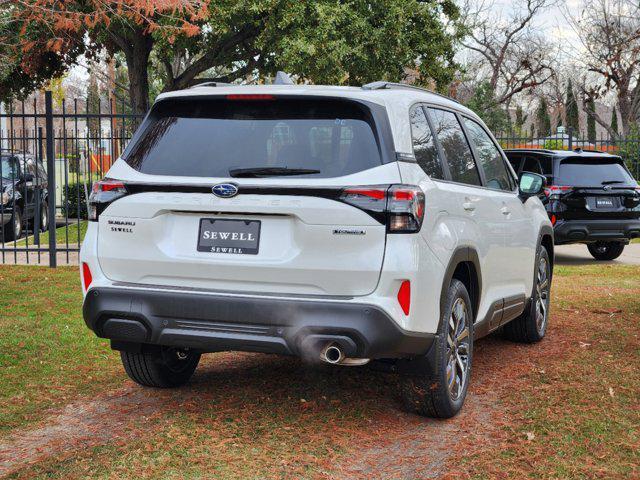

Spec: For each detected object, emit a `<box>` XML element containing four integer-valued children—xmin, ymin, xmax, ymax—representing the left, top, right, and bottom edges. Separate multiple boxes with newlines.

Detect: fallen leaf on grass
<box><xmin>525</xmin><ymin>432</ymin><xmax>535</xmax><ymax>441</ymax></box>
<box><xmin>608</xmin><ymin>387</ymin><xmax>614</xmax><ymax>398</ymax></box>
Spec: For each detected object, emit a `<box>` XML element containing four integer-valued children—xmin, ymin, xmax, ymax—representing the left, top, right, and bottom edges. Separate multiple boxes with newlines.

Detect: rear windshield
<box><xmin>558</xmin><ymin>157</ymin><xmax>636</xmax><ymax>186</ymax></box>
<box><xmin>124</xmin><ymin>98</ymin><xmax>382</xmax><ymax>178</ymax></box>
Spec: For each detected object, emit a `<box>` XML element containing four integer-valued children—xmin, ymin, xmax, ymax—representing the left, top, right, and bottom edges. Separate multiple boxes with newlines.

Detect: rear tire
<box><xmin>504</xmin><ymin>245</ymin><xmax>551</xmax><ymax>343</ymax></box>
<box><xmin>587</xmin><ymin>241</ymin><xmax>625</xmax><ymax>261</ymax></box>
<box><xmin>121</xmin><ymin>347</ymin><xmax>200</xmax><ymax>388</ymax></box>
<box><xmin>400</xmin><ymin>279</ymin><xmax>473</xmax><ymax>418</ymax></box>
<box><xmin>3</xmin><ymin>206</ymin><xmax>23</xmax><ymax>241</ymax></box>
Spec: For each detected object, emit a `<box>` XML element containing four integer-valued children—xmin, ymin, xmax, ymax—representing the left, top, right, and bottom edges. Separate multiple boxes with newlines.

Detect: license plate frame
<box><xmin>197</xmin><ymin>218</ymin><xmax>261</xmax><ymax>255</ymax></box>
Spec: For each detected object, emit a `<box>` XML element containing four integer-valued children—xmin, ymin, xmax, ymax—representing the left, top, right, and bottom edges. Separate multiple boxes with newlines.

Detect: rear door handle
<box><xmin>463</xmin><ymin>196</ymin><xmax>478</xmax><ymax>211</ymax></box>
<box><xmin>501</xmin><ymin>206</ymin><xmax>511</xmax><ymax>215</ymax></box>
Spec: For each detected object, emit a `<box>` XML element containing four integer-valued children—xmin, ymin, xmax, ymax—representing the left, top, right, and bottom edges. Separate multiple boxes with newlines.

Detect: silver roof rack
<box><xmin>361</xmin><ymin>81</ymin><xmax>461</xmax><ymax>105</ymax></box>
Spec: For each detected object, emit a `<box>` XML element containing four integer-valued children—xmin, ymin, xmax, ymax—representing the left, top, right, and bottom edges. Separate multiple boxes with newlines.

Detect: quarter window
<box><xmin>463</xmin><ymin>118</ymin><xmax>512</xmax><ymax>191</ymax></box>
<box><xmin>428</xmin><ymin>108</ymin><xmax>481</xmax><ymax>186</ymax></box>
<box><xmin>409</xmin><ymin>105</ymin><xmax>443</xmax><ymax>179</ymax></box>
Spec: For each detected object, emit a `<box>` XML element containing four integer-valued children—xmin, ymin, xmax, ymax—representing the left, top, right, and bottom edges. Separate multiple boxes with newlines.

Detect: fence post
<box><xmin>45</xmin><ymin>91</ymin><xmax>57</xmax><ymax>268</ymax></box>
<box><xmin>567</xmin><ymin>127</ymin><xmax>573</xmax><ymax>151</ymax></box>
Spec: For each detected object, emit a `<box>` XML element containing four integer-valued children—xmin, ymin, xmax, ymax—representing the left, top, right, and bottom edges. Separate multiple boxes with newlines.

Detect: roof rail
<box><xmin>189</xmin><ymin>81</ymin><xmax>232</xmax><ymax>89</ymax></box>
<box><xmin>361</xmin><ymin>81</ymin><xmax>461</xmax><ymax>104</ymax></box>
<box><xmin>573</xmin><ymin>147</ymin><xmax>604</xmax><ymax>154</ymax></box>
<box><xmin>274</xmin><ymin>71</ymin><xmax>295</xmax><ymax>85</ymax></box>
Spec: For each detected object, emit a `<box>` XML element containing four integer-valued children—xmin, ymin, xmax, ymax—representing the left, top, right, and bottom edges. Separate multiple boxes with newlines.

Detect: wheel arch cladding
<box><xmin>539</xmin><ymin>224</ymin><xmax>554</xmax><ymax>270</ymax></box>
<box><xmin>440</xmin><ymin>247</ymin><xmax>481</xmax><ymax>324</ymax></box>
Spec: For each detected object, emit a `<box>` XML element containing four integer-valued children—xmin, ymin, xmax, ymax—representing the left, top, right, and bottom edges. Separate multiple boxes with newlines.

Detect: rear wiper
<box><xmin>229</xmin><ymin>167</ymin><xmax>321</xmax><ymax>178</ymax></box>
<box><xmin>601</xmin><ymin>180</ymin><xmax>626</xmax><ymax>185</ymax></box>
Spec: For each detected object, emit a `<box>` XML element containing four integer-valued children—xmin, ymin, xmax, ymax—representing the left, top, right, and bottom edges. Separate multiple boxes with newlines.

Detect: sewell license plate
<box><xmin>197</xmin><ymin>219</ymin><xmax>261</xmax><ymax>254</ymax></box>
<box><xmin>595</xmin><ymin>197</ymin><xmax>615</xmax><ymax>208</ymax></box>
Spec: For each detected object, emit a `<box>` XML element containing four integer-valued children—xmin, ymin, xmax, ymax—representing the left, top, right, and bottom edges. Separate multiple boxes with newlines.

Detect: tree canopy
<box><xmin>1</xmin><ymin>0</ymin><xmax>463</xmax><ymax>114</ymax></box>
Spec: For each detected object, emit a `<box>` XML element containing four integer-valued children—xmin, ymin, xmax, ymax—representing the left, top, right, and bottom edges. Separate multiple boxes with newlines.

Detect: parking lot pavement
<box><xmin>555</xmin><ymin>243</ymin><xmax>640</xmax><ymax>266</ymax></box>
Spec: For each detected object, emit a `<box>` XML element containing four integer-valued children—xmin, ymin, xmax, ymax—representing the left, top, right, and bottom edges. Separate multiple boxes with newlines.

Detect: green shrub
<box><xmin>62</xmin><ymin>182</ymin><xmax>90</xmax><ymax>219</ymax></box>
<box><xmin>543</xmin><ymin>139</ymin><xmax>565</xmax><ymax>150</ymax></box>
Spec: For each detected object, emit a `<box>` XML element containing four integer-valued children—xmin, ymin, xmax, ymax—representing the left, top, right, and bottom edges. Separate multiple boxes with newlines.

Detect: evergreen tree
<box><xmin>587</xmin><ymin>97</ymin><xmax>597</xmax><ymax>143</ymax></box>
<box><xmin>465</xmin><ymin>82</ymin><xmax>509</xmax><ymax>133</ymax></box>
<box><xmin>536</xmin><ymin>98</ymin><xmax>551</xmax><ymax>137</ymax></box>
<box><xmin>515</xmin><ymin>105</ymin><xmax>527</xmax><ymax>135</ymax></box>
<box><xmin>610</xmin><ymin>108</ymin><xmax>619</xmax><ymax>136</ymax></box>
<box><xmin>565</xmin><ymin>79</ymin><xmax>580</xmax><ymax>134</ymax></box>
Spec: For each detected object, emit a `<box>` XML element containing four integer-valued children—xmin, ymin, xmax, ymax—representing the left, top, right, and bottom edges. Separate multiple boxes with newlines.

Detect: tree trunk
<box><xmin>123</xmin><ymin>34</ymin><xmax>153</xmax><ymax>116</ymax></box>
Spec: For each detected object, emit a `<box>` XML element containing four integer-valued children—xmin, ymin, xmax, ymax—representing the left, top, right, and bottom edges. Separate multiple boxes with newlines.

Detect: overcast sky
<box><xmin>485</xmin><ymin>0</ymin><xmax>583</xmax><ymax>52</ymax></box>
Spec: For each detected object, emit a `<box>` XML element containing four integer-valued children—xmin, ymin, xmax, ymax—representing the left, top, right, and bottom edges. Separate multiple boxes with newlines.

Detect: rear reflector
<box><xmin>397</xmin><ymin>280</ymin><xmax>411</xmax><ymax>315</ymax></box>
<box><xmin>82</xmin><ymin>262</ymin><xmax>93</xmax><ymax>292</ymax></box>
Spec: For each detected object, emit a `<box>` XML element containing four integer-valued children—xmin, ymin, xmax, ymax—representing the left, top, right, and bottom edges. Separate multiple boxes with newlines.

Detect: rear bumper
<box><xmin>82</xmin><ymin>286</ymin><xmax>435</xmax><ymax>359</ymax></box>
<box><xmin>554</xmin><ymin>218</ymin><xmax>640</xmax><ymax>244</ymax></box>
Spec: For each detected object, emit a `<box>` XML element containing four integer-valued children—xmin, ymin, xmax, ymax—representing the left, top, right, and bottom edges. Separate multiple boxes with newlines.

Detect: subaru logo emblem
<box><xmin>212</xmin><ymin>183</ymin><xmax>238</xmax><ymax>198</ymax></box>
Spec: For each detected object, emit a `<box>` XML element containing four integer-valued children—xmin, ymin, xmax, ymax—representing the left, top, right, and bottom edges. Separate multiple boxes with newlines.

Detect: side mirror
<box><xmin>519</xmin><ymin>171</ymin><xmax>546</xmax><ymax>198</ymax></box>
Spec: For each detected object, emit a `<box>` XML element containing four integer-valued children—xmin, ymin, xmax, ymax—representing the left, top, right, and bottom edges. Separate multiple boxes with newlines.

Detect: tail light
<box><xmin>88</xmin><ymin>178</ymin><xmax>128</xmax><ymax>221</ymax></box>
<box><xmin>544</xmin><ymin>185</ymin><xmax>572</xmax><ymax>199</ymax></box>
<box><xmin>339</xmin><ymin>184</ymin><xmax>425</xmax><ymax>233</ymax></box>
<box><xmin>550</xmin><ymin>214</ymin><xmax>557</xmax><ymax>225</ymax></box>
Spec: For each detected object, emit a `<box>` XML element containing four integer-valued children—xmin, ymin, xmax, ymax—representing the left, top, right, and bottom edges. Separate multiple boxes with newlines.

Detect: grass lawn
<box><xmin>0</xmin><ymin>266</ymin><xmax>120</xmax><ymax>433</ymax></box>
<box><xmin>14</xmin><ymin>221</ymin><xmax>87</xmax><ymax>247</ymax></box>
<box><xmin>0</xmin><ymin>263</ymin><xmax>638</xmax><ymax>479</ymax></box>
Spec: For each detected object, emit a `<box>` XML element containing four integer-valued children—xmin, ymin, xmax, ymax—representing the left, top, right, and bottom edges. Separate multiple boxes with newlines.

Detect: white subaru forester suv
<box><xmin>80</xmin><ymin>81</ymin><xmax>553</xmax><ymax>418</ymax></box>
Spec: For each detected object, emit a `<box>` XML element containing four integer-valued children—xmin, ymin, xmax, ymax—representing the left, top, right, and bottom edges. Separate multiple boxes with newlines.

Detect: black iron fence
<box><xmin>1</xmin><ymin>92</ymin><xmax>638</xmax><ymax>266</ymax></box>
<box><xmin>0</xmin><ymin>91</ymin><xmax>143</xmax><ymax>266</ymax></box>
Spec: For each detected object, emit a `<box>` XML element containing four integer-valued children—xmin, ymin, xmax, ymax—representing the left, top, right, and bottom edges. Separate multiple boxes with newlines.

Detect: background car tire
<box><xmin>4</xmin><ymin>206</ymin><xmax>23</xmax><ymax>241</ymax></box>
<box><xmin>400</xmin><ymin>278</ymin><xmax>474</xmax><ymax>419</ymax></box>
<box><xmin>504</xmin><ymin>245</ymin><xmax>551</xmax><ymax>343</ymax></box>
<box><xmin>587</xmin><ymin>241</ymin><xmax>625</xmax><ymax>261</ymax></box>
<box><xmin>121</xmin><ymin>347</ymin><xmax>200</xmax><ymax>388</ymax></box>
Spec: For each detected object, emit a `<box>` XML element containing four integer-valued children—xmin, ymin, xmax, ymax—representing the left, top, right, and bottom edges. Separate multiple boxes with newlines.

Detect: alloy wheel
<box><xmin>13</xmin><ymin>213</ymin><xmax>22</xmax><ymax>239</ymax></box>
<box><xmin>41</xmin><ymin>205</ymin><xmax>48</xmax><ymax>231</ymax></box>
<box><xmin>535</xmin><ymin>255</ymin><xmax>550</xmax><ymax>335</ymax></box>
<box><xmin>446</xmin><ymin>298</ymin><xmax>470</xmax><ymax>401</ymax></box>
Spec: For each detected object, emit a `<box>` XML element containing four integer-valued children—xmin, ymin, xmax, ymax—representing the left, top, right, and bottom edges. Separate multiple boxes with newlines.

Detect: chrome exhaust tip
<box><xmin>321</xmin><ymin>344</ymin><xmax>344</xmax><ymax>364</ymax></box>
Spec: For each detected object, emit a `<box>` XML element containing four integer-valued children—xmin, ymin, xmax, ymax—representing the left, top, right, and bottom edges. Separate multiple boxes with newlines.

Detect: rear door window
<box><xmin>558</xmin><ymin>157</ymin><xmax>636</xmax><ymax>187</ymax></box>
<box><xmin>124</xmin><ymin>98</ymin><xmax>382</xmax><ymax>178</ymax></box>
<box><xmin>462</xmin><ymin>118</ymin><xmax>512</xmax><ymax>191</ymax></box>
<box><xmin>409</xmin><ymin>105</ymin><xmax>444</xmax><ymax>179</ymax></box>
<box><xmin>428</xmin><ymin>108</ymin><xmax>481</xmax><ymax>186</ymax></box>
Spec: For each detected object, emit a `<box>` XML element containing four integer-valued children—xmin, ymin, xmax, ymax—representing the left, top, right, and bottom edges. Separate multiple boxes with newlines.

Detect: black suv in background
<box><xmin>505</xmin><ymin>149</ymin><xmax>640</xmax><ymax>260</ymax></box>
<box><xmin>0</xmin><ymin>152</ymin><xmax>49</xmax><ymax>241</ymax></box>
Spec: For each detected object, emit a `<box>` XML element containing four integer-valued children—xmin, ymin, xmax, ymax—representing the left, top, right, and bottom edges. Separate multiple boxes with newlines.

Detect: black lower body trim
<box><xmin>82</xmin><ymin>287</ymin><xmax>434</xmax><ymax>359</ymax></box>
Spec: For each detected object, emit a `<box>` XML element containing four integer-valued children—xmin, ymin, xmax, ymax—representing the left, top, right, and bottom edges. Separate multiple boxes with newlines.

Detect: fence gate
<box><xmin>0</xmin><ymin>91</ymin><xmax>143</xmax><ymax>266</ymax></box>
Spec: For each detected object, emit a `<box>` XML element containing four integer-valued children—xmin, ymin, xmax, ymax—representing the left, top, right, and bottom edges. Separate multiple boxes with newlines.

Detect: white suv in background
<box><xmin>80</xmin><ymin>81</ymin><xmax>553</xmax><ymax>418</ymax></box>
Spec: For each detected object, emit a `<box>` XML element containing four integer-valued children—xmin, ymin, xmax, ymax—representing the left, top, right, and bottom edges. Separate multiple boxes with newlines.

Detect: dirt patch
<box><xmin>0</xmin><ymin>386</ymin><xmax>156</xmax><ymax>477</ymax></box>
<box><xmin>0</xmin><ymin>310</ymin><xmax>617</xmax><ymax>479</ymax></box>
